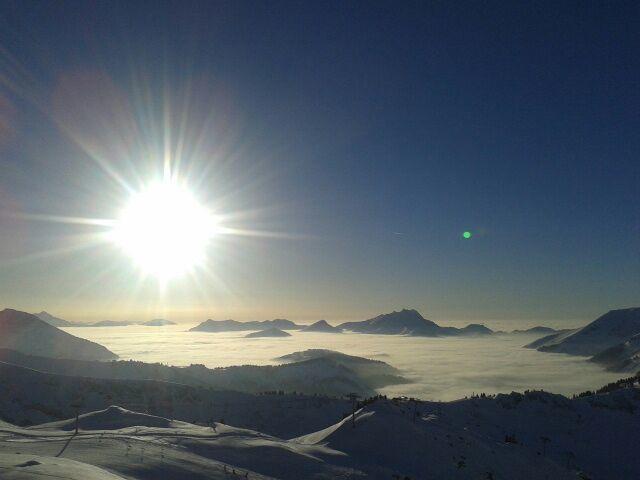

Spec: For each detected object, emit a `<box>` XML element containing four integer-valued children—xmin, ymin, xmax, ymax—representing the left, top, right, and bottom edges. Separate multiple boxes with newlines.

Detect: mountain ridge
<box><xmin>190</xmin><ymin>318</ymin><xmax>301</xmax><ymax>332</ymax></box>
<box><xmin>337</xmin><ymin>309</ymin><xmax>494</xmax><ymax>336</ymax></box>
<box><xmin>0</xmin><ymin>309</ymin><xmax>117</xmax><ymax>361</ymax></box>
<box><xmin>527</xmin><ymin>307</ymin><xmax>640</xmax><ymax>357</ymax></box>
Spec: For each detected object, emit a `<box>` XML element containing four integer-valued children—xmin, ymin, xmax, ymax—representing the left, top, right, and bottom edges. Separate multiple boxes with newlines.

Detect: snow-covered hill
<box><xmin>590</xmin><ymin>333</ymin><xmax>640</xmax><ymax>372</ymax></box>
<box><xmin>0</xmin><ymin>408</ymin><xmax>345</xmax><ymax>479</ymax></box>
<box><xmin>528</xmin><ymin>308</ymin><xmax>640</xmax><ymax>357</ymax></box>
<box><xmin>0</xmin><ymin>453</ymin><xmax>128</xmax><ymax>480</ymax></box>
<box><xmin>0</xmin><ymin>361</ymin><xmax>352</xmax><ymax>438</ymax></box>
<box><xmin>0</xmin><ymin>309</ymin><xmax>117</xmax><ymax>361</ymax></box>
<box><xmin>2</xmin><ymin>382</ymin><xmax>639</xmax><ymax>480</ymax></box>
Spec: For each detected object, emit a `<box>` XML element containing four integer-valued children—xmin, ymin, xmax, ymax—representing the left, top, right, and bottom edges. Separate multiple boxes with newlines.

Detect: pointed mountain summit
<box><xmin>35</xmin><ymin>311</ymin><xmax>74</xmax><ymax>327</ymax></box>
<box><xmin>301</xmin><ymin>320</ymin><xmax>342</xmax><ymax>333</ymax></box>
<box><xmin>338</xmin><ymin>309</ymin><xmax>439</xmax><ymax>335</ymax></box>
<box><xmin>245</xmin><ymin>327</ymin><xmax>291</xmax><ymax>338</ymax></box>
<box><xmin>0</xmin><ymin>309</ymin><xmax>117</xmax><ymax>361</ymax></box>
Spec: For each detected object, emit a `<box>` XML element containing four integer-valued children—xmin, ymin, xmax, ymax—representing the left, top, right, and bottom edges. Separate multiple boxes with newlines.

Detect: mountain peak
<box><xmin>533</xmin><ymin>307</ymin><xmax>640</xmax><ymax>356</ymax></box>
<box><xmin>302</xmin><ymin>320</ymin><xmax>342</xmax><ymax>333</ymax></box>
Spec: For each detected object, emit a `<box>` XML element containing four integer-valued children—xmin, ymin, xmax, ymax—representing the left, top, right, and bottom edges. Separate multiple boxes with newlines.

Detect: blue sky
<box><xmin>0</xmin><ymin>1</ymin><xmax>638</xmax><ymax>323</ymax></box>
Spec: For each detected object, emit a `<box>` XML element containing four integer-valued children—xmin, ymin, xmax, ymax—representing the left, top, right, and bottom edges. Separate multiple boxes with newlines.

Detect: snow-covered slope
<box><xmin>1</xmin><ymin>376</ymin><xmax>639</xmax><ymax>479</ymax></box>
<box><xmin>32</xmin><ymin>406</ymin><xmax>178</xmax><ymax>431</ymax></box>
<box><xmin>338</xmin><ymin>309</ymin><xmax>493</xmax><ymax>337</ymax></box>
<box><xmin>301</xmin><ymin>320</ymin><xmax>342</xmax><ymax>333</ymax></box>
<box><xmin>523</xmin><ymin>328</ymin><xmax>577</xmax><ymax>349</ymax></box>
<box><xmin>0</xmin><ymin>454</ymin><xmax>128</xmax><ymax>480</ymax></box>
<box><xmin>529</xmin><ymin>308</ymin><xmax>640</xmax><ymax>356</ymax></box>
<box><xmin>245</xmin><ymin>327</ymin><xmax>291</xmax><ymax>338</ymax></box>
<box><xmin>294</xmin><ymin>385</ymin><xmax>640</xmax><ymax>480</ymax></box>
<box><xmin>4</xmin><ymin>386</ymin><xmax>637</xmax><ymax>480</ymax></box>
<box><xmin>0</xmin><ymin>309</ymin><xmax>117</xmax><ymax>361</ymax></box>
<box><xmin>590</xmin><ymin>333</ymin><xmax>640</xmax><ymax>372</ymax></box>
<box><xmin>0</xmin><ymin>412</ymin><xmax>344</xmax><ymax>479</ymax></box>
<box><xmin>0</xmin><ymin>361</ymin><xmax>351</xmax><ymax>438</ymax></box>
<box><xmin>294</xmin><ymin>400</ymin><xmax>573</xmax><ymax>479</ymax></box>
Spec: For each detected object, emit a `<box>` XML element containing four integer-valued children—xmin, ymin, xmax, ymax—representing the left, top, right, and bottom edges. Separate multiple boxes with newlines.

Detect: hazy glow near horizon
<box><xmin>110</xmin><ymin>182</ymin><xmax>217</xmax><ymax>280</ymax></box>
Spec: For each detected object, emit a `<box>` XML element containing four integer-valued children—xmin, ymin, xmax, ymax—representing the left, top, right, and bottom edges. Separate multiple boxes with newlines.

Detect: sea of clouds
<box><xmin>63</xmin><ymin>325</ymin><xmax>621</xmax><ymax>401</ymax></box>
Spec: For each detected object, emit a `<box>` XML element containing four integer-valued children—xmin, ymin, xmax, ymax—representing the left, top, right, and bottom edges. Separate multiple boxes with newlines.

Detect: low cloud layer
<box><xmin>65</xmin><ymin>325</ymin><xmax>620</xmax><ymax>401</ymax></box>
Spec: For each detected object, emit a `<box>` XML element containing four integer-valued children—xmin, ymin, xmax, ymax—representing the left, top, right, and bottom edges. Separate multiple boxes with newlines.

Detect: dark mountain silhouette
<box><xmin>90</xmin><ymin>320</ymin><xmax>136</xmax><ymax>327</ymax></box>
<box><xmin>142</xmin><ymin>319</ymin><xmax>176</xmax><ymax>326</ymax></box>
<box><xmin>245</xmin><ymin>327</ymin><xmax>291</xmax><ymax>338</ymax></box>
<box><xmin>190</xmin><ymin>318</ymin><xmax>301</xmax><ymax>332</ymax></box>
<box><xmin>511</xmin><ymin>326</ymin><xmax>559</xmax><ymax>335</ymax></box>
<box><xmin>337</xmin><ymin>309</ymin><xmax>493</xmax><ymax>337</ymax></box>
<box><xmin>35</xmin><ymin>311</ymin><xmax>74</xmax><ymax>327</ymax></box>
<box><xmin>301</xmin><ymin>320</ymin><xmax>342</xmax><ymax>333</ymax></box>
<box><xmin>0</xmin><ymin>309</ymin><xmax>117</xmax><ymax>361</ymax></box>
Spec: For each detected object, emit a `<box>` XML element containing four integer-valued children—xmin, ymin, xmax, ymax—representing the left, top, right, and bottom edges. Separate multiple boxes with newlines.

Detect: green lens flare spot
<box><xmin>463</xmin><ymin>231</ymin><xmax>472</xmax><ymax>239</ymax></box>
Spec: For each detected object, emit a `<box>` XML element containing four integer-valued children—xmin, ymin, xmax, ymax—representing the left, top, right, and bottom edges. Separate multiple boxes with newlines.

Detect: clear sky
<box><xmin>0</xmin><ymin>1</ymin><xmax>638</xmax><ymax>324</ymax></box>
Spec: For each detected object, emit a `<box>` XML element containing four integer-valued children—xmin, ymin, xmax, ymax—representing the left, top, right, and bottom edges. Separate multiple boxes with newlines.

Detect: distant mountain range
<box><xmin>337</xmin><ymin>309</ymin><xmax>494</xmax><ymax>337</ymax></box>
<box><xmin>188</xmin><ymin>309</ymin><xmax>572</xmax><ymax>339</ymax></box>
<box><xmin>526</xmin><ymin>307</ymin><xmax>640</xmax><ymax>371</ymax></box>
<box><xmin>142</xmin><ymin>318</ymin><xmax>177</xmax><ymax>326</ymax></box>
<box><xmin>0</xmin><ymin>309</ymin><xmax>117</xmax><ymax>361</ymax></box>
<box><xmin>510</xmin><ymin>326</ymin><xmax>559</xmax><ymax>335</ymax></box>
<box><xmin>35</xmin><ymin>311</ymin><xmax>177</xmax><ymax>327</ymax></box>
<box><xmin>190</xmin><ymin>318</ymin><xmax>301</xmax><ymax>332</ymax></box>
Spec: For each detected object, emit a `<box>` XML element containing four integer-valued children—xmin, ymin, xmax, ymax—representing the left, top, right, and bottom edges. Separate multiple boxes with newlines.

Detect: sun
<box><xmin>110</xmin><ymin>182</ymin><xmax>217</xmax><ymax>279</ymax></box>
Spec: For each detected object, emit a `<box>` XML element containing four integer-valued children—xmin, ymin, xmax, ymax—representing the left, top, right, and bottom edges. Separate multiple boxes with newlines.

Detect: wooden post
<box><xmin>70</xmin><ymin>401</ymin><xmax>81</xmax><ymax>434</ymax></box>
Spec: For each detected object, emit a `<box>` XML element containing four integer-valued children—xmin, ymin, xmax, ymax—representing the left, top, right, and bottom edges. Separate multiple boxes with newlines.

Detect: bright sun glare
<box><xmin>111</xmin><ymin>182</ymin><xmax>217</xmax><ymax>279</ymax></box>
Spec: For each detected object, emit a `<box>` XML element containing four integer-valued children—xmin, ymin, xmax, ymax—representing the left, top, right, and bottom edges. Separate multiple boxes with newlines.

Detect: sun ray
<box><xmin>7</xmin><ymin>212</ymin><xmax>116</xmax><ymax>227</ymax></box>
<box><xmin>217</xmin><ymin>226</ymin><xmax>311</xmax><ymax>240</ymax></box>
<box><xmin>0</xmin><ymin>232</ymin><xmax>111</xmax><ymax>268</ymax></box>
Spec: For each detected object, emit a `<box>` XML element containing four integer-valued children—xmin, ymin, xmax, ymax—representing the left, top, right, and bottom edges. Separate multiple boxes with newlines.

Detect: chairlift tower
<box><xmin>347</xmin><ymin>393</ymin><xmax>360</xmax><ymax>428</ymax></box>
